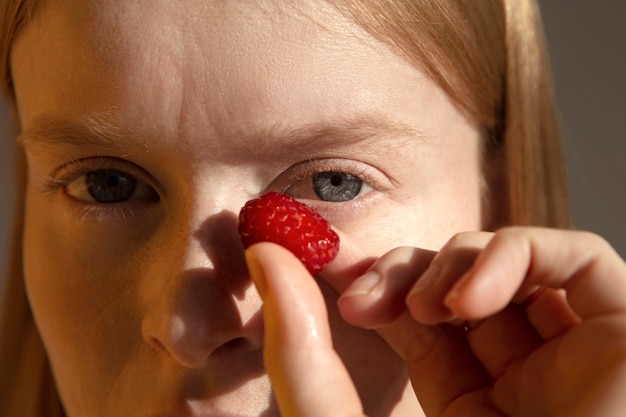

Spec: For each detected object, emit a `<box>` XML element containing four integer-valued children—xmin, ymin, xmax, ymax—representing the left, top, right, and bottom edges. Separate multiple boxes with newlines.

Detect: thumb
<box><xmin>245</xmin><ymin>242</ymin><xmax>364</xmax><ymax>417</ymax></box>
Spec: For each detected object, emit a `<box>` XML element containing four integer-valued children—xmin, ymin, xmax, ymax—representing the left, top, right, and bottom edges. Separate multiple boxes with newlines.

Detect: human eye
<box><xmin>65</xmin><ymin>167</ymin><xmax>154</xmax><ymax>203</ymax></box>
<box><xmin>43</xmin><ymin>157</ymin><xmax>159</xmax><ymax>219</ymax></box>
<box><xmin>280</xmin><ymin>159</ymin><xmax>378</xmax><ymax>203</ymax></box>
<box><xmin>298</xmin><ymin>171</ymin><xmax>369</xmax><ymax>202</ymax></box>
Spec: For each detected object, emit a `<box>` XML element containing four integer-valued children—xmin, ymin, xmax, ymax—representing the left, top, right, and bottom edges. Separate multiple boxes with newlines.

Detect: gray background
<box><xmin>1</xmin><ymin>1</ymin><xmax>625</xmax><ymax>292</ymax></box>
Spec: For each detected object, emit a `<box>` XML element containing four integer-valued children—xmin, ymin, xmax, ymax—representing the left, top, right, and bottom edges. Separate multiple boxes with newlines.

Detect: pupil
<box><xmin>86</xmin><ymin>169</ymin><xmax>137</xmax><ymax>203</ymax></box>
<box><xmin>313</xmin><ymin>171</ymin><xmax>363</xmax><ymax>202</ymax></box>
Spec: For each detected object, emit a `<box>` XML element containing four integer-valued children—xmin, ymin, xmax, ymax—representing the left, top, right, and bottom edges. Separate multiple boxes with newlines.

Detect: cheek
<box><xmin>398</xmin><ymin>125</ymin><xmax>483</xmax><ymax>250</ymax></box>
<box><xmin>22</xmin><ymin>191</ymin><xmax>144</xmax><ymax>408</ymax></box>
<box><xmin>341</xmin><ymin>159</ymin><xmax>482</xmax><ymax>254</ymax></box>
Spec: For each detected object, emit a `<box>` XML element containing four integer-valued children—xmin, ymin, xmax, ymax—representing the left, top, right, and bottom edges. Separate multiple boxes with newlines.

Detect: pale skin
<box><xmin>9</xmin><ymin>0</ymin><xmax>626</xmax><ymax>416</ymax></box>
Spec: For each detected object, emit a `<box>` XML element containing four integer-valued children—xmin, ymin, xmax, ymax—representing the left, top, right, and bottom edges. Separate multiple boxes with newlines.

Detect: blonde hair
<box><xmin>0</xmin><ymin>0</ymin><xmax>569</xmax><ymax>415</ymax></box>
<box><xmin>335</xmin><ymin>0</ymin><xmax>569</xmax><ymax>228</ymax></box>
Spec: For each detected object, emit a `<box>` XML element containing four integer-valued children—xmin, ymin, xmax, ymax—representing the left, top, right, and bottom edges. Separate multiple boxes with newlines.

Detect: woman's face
<box><xmin>12</xmin><ymin>0</ymin><xmax>482</xmax><ymax>416</ymax></box>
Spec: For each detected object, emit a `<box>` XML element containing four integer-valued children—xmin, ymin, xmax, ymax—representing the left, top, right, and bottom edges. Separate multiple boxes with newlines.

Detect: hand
<box><xmin>245</xmin><ymin>227</ymin><xmax>626</xmax><ymax>416</ymax></box>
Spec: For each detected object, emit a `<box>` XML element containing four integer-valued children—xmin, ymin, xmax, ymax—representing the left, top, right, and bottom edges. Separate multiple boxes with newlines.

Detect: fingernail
<box><xmin>407</xmin><ymin>264</ymin><xmax>441</xmax><ymax>298</ymax></box>
<box><xmin>443</xmin><ymin>288</ymin><xmax>460</xmax><ymax>308</ymax></box>
<box><xmin>443</xmin><ymin>272</ymin><xmax>469</xmax><ymax>308</ymax></box>
<box><xmin>245</xmin><ymin>249</ymin><xmax>268</xmax><ymax>300</ymax></box>
<box><xmin>339</xmin><ymin>271</ymin><xmax>381</xmax><ymax>299</ymax></box>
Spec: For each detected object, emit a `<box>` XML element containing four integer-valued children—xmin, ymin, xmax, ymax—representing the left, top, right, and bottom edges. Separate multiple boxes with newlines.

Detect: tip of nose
<box><xmin>140</xmin><ymin>268</ymin><xmax>265</xmax><ymax>369</ymax></box>
<box><xmin>142</xmin><ymin>314</ymin><xmax>263</xmax><ymax>369</ymax></box>
<box><xmin>141</xmin><ymin>315</ymin><xmax>210</xmax><ymax>367</ymax></box>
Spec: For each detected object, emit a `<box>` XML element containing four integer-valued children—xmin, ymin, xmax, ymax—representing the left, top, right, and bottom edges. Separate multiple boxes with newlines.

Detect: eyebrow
<box><xmin>18</xmin><ymin>114</ymin><xmax>150</xmax><ymax>155</ymax></box>
<box><xmin>17</xmin><ymin>112</ymin><xmax>428</xmax><ymax>158</ymax></box>
<box><xmin>255</xmin><ymin>114</ymin><xmax>428</xmax><ymax>157</ymax></box>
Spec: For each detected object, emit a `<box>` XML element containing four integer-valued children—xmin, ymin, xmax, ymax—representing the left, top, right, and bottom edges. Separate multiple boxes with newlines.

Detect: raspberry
<box><xmin>238</xmin><ymin>192</ymin><xmax>340</xmax><ymax>274</ymax></box>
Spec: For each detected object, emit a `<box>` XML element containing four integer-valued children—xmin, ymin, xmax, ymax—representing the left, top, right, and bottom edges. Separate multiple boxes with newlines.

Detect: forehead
<box><xmin>73</xmin><ymin>0</ymin><xmax>368</xmax><ymax>70</ymax></box>
<box><xmin>11</xmin><ymin>0</ymin><xmax>456</xmax><ymax>144</ymax></box>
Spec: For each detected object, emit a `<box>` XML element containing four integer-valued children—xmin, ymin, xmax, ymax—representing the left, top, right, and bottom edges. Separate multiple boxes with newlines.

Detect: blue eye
<box><xmin>312</xmin><ymin>171</ymin><xmax>363</xmax><ymax>202</ymax></box>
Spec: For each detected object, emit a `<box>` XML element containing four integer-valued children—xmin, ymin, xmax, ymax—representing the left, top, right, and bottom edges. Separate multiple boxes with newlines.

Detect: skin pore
<box><xmin>11</xmin><ymin>0</ymin><xmax>482</xmax><ymax>416</ymax></box>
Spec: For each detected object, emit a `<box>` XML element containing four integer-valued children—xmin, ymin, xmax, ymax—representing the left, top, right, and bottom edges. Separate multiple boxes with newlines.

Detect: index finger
<box><xmin>446</xmin><ymin>228</ymin><xmax>626</xmax><ymax>320</ymax></box>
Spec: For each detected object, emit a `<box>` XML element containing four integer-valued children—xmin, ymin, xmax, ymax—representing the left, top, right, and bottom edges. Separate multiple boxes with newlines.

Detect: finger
<box><xmin>332</xmin><ymin>231</ymin><xmax>491</xmax><ymax>328</ymax></box>
<box><xmin>355</xmin><ymin>249</ymin><xmax>539</xmax><ymax>411</ymax></box>
<box><xmin>465</xmin><ymin>304</ymin><xmax>542</xmax><ymax>378</ymax></box>
<box><xmin>444</xmin><ymin>228</ymin><xmax>626</xmax><ymax>320</ymax></box>
<box><xmin>376</xmin><ymin>315</ymin><xmax>504</xmax><ymax>416</ymax></box>
<box><xmin>463</xmin><ymin>290</ymin><xmax>578</xmax><ymax>382</ymax></box>
<box><xmin>336</xmin><ymin>246</ymin><xmax>436</xmax><ymax>328</ymax></box>
<box><xmin>325</xmin><ymin>234</ymin><xmax>501</xmax><ymax>415</ymax></box>
<box><xmin>525</xmin><ymin>288</ymin><xmax>581</xmax><ymax>340</ymax></box>
<box><xmin>245</xmin><ymin>242</ymin><xmax>364</xmax><ymax>417</ymax></box>
<box><xmin>403</xmin><ymin>232</ymin><xmax>495</xmax><ymax>324</ymax></box>
<box><xmin>490</xmin><ymin>316</ymin><xmax>626</xmax><ymax>416</ymax></box>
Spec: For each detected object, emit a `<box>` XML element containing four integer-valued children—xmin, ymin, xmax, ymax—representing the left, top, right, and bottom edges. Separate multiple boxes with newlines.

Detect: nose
<box><xmin>141</xmin><ymin>210</ymin><xmax>264</xmax><ymax>368</ymax></box>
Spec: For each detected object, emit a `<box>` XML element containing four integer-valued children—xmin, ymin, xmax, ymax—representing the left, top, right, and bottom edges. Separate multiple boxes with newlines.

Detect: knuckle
<box><xmin>574</xmin><ymin>230</ymin><xmax>613</xmax><ymax>252</ymax></box>
<box><xmin>443</xmin><ymin>231</ymin><xmax>494</xmax><ymax>251</ymax></box>
<box><xmin>397</xmin><ymin>321</ymin><xmax>446</xmax><ymax>364</ymax></box>
<box><xmin>491</xmin><ymin>226</ymin><xmax>538</xmax><ymax>247</ymax></box>
<box><xmin>375</xmin><ymin>246</ymin><xmax>428</xmax><ymax>269</ymax></box>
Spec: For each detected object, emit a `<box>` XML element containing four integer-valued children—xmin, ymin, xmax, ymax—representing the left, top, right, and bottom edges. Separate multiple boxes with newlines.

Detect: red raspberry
<box><xmin>238</xmin><ymin>192</ymin><xmax>340</xmax><ymax>274</ymax></box>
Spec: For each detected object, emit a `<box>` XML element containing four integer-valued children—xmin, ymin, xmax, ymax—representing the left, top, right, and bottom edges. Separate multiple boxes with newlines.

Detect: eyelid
<box><xmin>270</xmin><ymin>158</ymin><xmax>393</xmax><ymax>198</ymax></box>
<box><xmin>41</xmin><ymin>156</ymin><xmax>159</xmax><ymax>197</ymax></box>
<box><xmin>39</xmin><ymin>156</ymin><xmax>161</xmax><ymax>223</ymax></box>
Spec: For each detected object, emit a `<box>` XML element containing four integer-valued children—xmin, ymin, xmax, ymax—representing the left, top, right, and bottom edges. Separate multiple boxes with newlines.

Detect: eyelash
<box><xmin>273</xmin><ymin>158</ymin><xmax>388</xmax><ymax>203</ymax></box>
<box><xmin>41</xmin><ymin>157</ymin><xmax>159</xmax><ymax>222</ymax></box>
<box><xmin>41</xmin><ymin>157</ymin><xmax>388</xmax><ymax>223</ymax></box>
